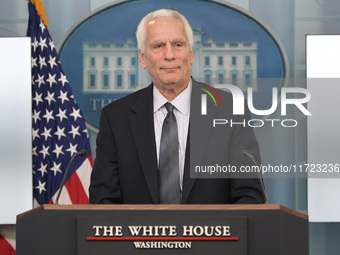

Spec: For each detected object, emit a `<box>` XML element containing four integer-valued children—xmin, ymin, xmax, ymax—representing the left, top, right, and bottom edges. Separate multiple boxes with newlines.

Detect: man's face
<box><xmin>139</xmin><ymin>17</ymin><xmax>194</xmax><ymax>92</ymax></box>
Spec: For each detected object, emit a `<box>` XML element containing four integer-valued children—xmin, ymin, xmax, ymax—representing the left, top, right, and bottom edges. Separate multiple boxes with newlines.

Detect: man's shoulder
<box><xmin>102</xmin><ymin>84</ymin><xmax>152</xmax><ymax>113</ymax></box>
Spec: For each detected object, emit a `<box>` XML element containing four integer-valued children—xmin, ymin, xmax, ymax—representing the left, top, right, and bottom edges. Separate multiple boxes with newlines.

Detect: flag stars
<box><xmin>70</xmin><ymin>107</ymin><xmax>82</xmax><ymax>121</ymax></box>
<box><xmin>35</xmin><ymin>73</ymin><xmax>45</xmax><ymax>87</ymax></box>
<box><xmin>83</xmin><ymin>128</ymin><xmax>89</xmax><ymax>139</ymax></box>
<box><xmin>48</xmin><ymin>55</ymin><xmax>57</xmax><ymax>69</ymax></box>
<box><xmin>31</xmin><ymin>37</ymin><xmax>39</xmax><ymax>52</ymax></box>
<box><xmin>39</xmin><ymin>144</ymin><xmax>50</xmax><ymax>159</ymax></box>
<box><xmin>53</xmin><ymin>144</ymin><xmax>64</xmax><ymax>158</ymax></box>
<box><xmin>43</xmin><ymin>109</ymin><xmax>55</xmax><ymax>124</ymax></box>
<box><xmin>45</xmin><ymin>91</ymin><xmax>56</xmax><ymax>105</ymax></box>
<box><xmin>41</xmin><ymin>126</ymin><xmax>52</xmax><ymax>141</ymax></box>
<box><xmin>32</xmin><ymin>109</ymin><xmax>41</xmax><ymax>124</ymax></box>
<box><xmin>46</xmin><ymin>73</ymin><xmax>57</xmax><ymax>87</ymax></box>
<box><xmin>38</xmin><ymin>36</ymin><xmax>48</xmax><ymax>51</ymax></box>
<box><xmin>39</xmin><ymin>20</ymin><xmax>46</xmax><ymax>33</ymax></box>
<box><xmin>37</xmin><ymin>162</ymin><xmax>48</xmax><ymax>177</ymax></box>
<box><xmin>54</xmin><ymin>126</ymin><xmax>66</xmax><ymax>140</ymax></box>
<box><xmin>35</xmin><ymin>180</ymin><xmax>46</xmax><ymax>195</ymax></box>
<box><xmin>32</xmin><ymin>128</ymin><xmax>40</xmax><ymax>141</ymax></box>
<box><xmin>38</xmin><ymin>55</ymin><xmax>47</xmax><ymax>69</ymax></box>
<box><xmin>58</xmin><ymin>91</ymin><xmax>69</xmax><ymax>104</ymax></box>
<box><xmin>69</xmin><ymin>125</ymin><xmax>81</xmax><ymax>139</ymax></box>
<box><xmin>32</xmin><ymin>146</ymin><xmax>38</xmax><ymax>157</ymax></box>
<box><xmin>66</xmin><ymin>143</ymin><xmax>78</xmax><ymax>157</ymax></box>
<box><xmin>32</xmin><ymin>56</ymin><xmax>38</xmax><ymax>68</ymax></box>
<box><xmin>49</xmin><ymin>41</ymin><xmax>56</xmax><ymax>52</ymax></box>
<box><xmin>58</xmin><ymin>73</ymin><xmax>68</xmax><ymax>86</ymax></box>
<box><xmin>56</xmin><ymin>108</ymin><xmax>68</xmax><ymax>122</ymax></box>
<box><xmin>33</xmin><ymin>92</ymin><xmax>43</xmax><ymax>106</ymax></box>
<box><xmin>50</xmin><ymin>162</ymin><xmax>62</xmax><ymax>176</ymax></box>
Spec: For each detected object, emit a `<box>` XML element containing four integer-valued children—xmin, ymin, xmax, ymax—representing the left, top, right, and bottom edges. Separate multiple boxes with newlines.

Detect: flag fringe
<box><xmin>28</xmin><ymin>0</ymin><xmax>49</xmax><ymax>28</ymax></box>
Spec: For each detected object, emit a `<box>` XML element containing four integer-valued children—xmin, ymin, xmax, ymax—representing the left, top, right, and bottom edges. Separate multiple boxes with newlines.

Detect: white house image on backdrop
<box><xmin>82</xmin><ymin>27</ymin><xmax>258</xmax><ymax>94</ymax></box>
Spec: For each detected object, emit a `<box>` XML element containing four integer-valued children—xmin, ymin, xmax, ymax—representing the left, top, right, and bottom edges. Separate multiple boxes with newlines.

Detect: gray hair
<box><xmin>136</xmin><ymin>9</ymin><xmax>194</xmax><ymax>53</ymax></box>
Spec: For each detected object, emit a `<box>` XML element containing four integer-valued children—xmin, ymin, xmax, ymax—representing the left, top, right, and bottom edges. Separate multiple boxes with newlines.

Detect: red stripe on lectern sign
<box><xmin>87</xmin><ymin>237</ymin><xmax>239</xmax><ymax>241</ymax></box>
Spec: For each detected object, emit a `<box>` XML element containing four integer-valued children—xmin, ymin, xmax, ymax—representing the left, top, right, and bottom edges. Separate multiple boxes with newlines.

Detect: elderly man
<box><xmin>89</xmin><ymin>9</ymin><xmax>266</xmax><ymax>204</ymax></box>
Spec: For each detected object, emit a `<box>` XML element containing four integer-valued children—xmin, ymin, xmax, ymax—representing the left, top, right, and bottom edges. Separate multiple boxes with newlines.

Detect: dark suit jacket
<box><xmin>89</xmin><ymin>79</ymin><xmax>266</xmax><ymax>204</ymax></box>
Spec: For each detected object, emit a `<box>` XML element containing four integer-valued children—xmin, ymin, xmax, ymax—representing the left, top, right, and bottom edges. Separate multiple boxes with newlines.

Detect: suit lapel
<box><xmin>182</xmin><ymin>80</ymin><xmax>217</xmax><ymax>203</ymax></box>
<box><xmin>129</xmin><ymin>85</ymin><xmax>160</xmax><ymax>203</ymax></box>
<box><xmin>182</xmin><ymin>132</ymin><xmax>193</xmax><ymax>203</ymax></box>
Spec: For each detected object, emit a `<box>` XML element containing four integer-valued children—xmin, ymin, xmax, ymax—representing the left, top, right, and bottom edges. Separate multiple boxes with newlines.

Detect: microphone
<box><xmin>55</xmin><ymin>149</ymin><xmax>87</xmax><ymax>205</ymax></box>
<box><xmin>242</xmin><ymin>150</ymin><xmax>268</xmax><ymax>204</ymax></box>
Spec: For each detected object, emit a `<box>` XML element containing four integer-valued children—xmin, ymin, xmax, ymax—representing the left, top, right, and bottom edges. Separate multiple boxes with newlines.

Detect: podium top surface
<box><xmin>17</xmin><ymin>204</ymin><xmax>308</xmax><ymax>221</ymax></box>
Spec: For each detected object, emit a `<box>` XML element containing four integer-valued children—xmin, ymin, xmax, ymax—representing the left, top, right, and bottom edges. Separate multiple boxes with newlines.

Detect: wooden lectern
<box><xmin>16</xmin><ymin>204</ymin><xmax>308</xmax><ymax>255</ymax></box>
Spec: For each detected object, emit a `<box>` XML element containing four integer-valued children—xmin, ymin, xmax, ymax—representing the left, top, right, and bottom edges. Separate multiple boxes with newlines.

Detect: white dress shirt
<box><xmin>153</xmin><ymin>81</ymin><xmax>191</xmax><ymax>191</ymax></box>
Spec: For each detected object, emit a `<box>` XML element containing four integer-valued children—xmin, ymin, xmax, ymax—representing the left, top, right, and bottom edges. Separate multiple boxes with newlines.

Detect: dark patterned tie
<box><xmin>159</xmin><ymin>103</ymin><xmax>181</xmax><ymax>204</ymax></box>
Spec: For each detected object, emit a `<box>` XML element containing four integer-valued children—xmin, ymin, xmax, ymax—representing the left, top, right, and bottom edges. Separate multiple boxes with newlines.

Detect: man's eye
<box><xmin>174</xmin><ymin>43</ymin><xmax>183</xmax><ymax>47</ymax></box>
<box><xmin>153</xmin><ymin>44</ymin><xmax>163</xmax><ymax>49</ymax></box>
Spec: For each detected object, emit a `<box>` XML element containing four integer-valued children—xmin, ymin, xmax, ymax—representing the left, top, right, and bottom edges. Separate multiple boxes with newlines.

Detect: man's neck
<box><xmin>158</xmin><ymin>88</ymin><xmax>186</xmax><ymax>102</ymax></box>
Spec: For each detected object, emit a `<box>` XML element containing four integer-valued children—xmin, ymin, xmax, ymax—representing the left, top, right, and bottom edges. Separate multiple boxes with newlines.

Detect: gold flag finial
<box><xmin>28</xmin><ymin>0</ymin><xmax>49</xmax><ymax>28</ymax></box>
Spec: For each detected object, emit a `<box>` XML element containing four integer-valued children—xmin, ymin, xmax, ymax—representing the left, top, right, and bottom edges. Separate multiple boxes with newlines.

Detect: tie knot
<box><xmin>164</xmin><ymin>102</ymin><xmax>174</xmax><ymax>113</ymax></box>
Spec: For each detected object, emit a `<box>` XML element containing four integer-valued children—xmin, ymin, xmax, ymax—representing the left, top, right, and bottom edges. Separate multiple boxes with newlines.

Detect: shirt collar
<box><xmin>153</xmin><ymin>80</ymin><xmax>192</xmax><ymax>116</ymax></box>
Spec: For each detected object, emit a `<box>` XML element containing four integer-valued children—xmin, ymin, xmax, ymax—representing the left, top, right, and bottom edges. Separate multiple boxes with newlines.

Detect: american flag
<box><xmin>0</xmin><ymin>226</ymin><xmax>15</xmax><ymax>255</ymax></box>
<box><xmin>27</xmin><ymin>0</ymin><xmax>93</xmax><ymax>206</ymax></box>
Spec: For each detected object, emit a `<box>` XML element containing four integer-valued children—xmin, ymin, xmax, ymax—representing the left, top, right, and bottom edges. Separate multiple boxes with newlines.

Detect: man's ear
<box><xmin>139</xmin><ymin>50</ymin><xmax>147</xmax><ymax>69</ymax></box>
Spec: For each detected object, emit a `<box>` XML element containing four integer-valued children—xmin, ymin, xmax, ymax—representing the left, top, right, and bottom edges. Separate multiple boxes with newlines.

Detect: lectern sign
<box><xmin>77</xmin><ymin>215</ymin><xmax>247</xmax><ymax>254</ymax></box>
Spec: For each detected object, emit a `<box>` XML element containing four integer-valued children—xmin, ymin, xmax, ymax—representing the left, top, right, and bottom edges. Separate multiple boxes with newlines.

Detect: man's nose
<box><xmin>164</xmin><ymin>44</ymin><xmax>175</xmax><ymax>60</ymax></box>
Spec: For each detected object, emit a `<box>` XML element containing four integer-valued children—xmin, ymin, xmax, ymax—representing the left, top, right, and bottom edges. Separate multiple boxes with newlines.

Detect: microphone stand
<box><xmin>243</xmin><ymin>150</ymin><xmax>269</xmax><ymax>204</ymax></box>
<box><xmin>55</xmin><ymin>149</ymin><xmax>87</xmax><ymax>205</ymax></box>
